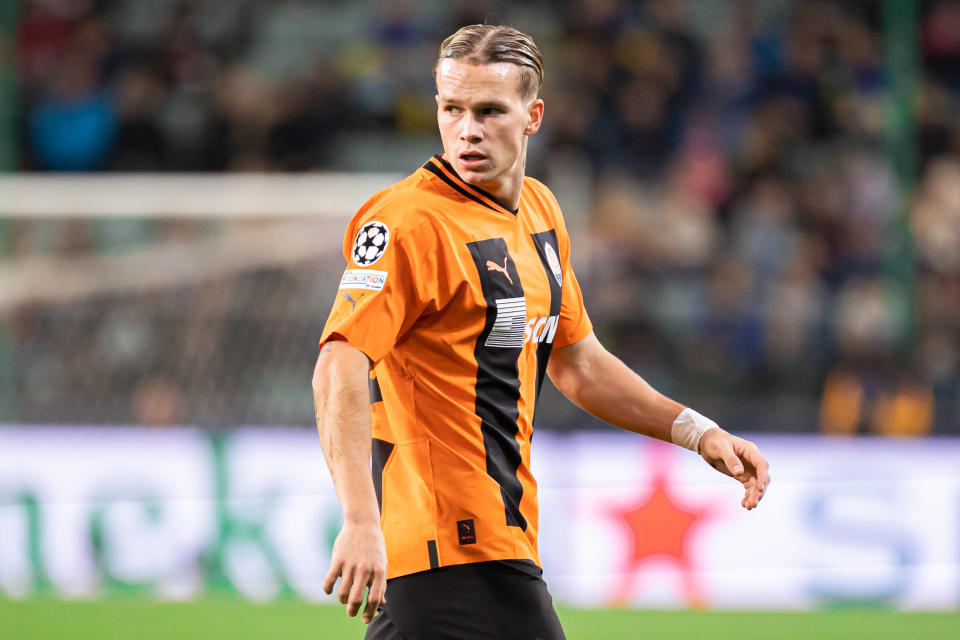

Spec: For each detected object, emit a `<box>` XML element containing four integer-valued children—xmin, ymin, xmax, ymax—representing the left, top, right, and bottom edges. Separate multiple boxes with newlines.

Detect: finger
<box><xmin>337</xmin><ymin>565</ymin><xmax>355</xmax><ymax>605</ymax></box>
<box><xmin>743</xmin><ymin>488</ymin><xmax>758</xmax><ymax>509</ymax></box>
<box><xmin>739</xmin><ymin>443</ymin><xmax>770</xmax><ymax>482</ymax></box>
<box><xmin>346</xmin><ymin>565</ymin><xmax>371</xmax><ymax>617</ymax></box>
<box><xmin>735</xmin><ymin>438</ymin><xmax>767</xmax><ymax>468</ymax></box>
<box><xmin>323</xmin><ymin>557</ymin><xmax>343</xmax><ymax>595</ymax></box>
<box><xmin>368</xmin><ymin>567</ymin><xmax>387</xmax><ymax>608</ymax></box>
<box><xmin>756</xmin><ymin>458</ymin><xmax>771</xmax><ymax>491</ymax></box>
<box><xmin>737</xmin><ymin>442</ymin><xmax>771</xmax><ymax>497</ymax></box>
<box><xmin>718</xmin><ymin>443</ymin><xmax>744</xmax><ymax>477</ymax></box>
<box><xmin>743</xmin><ymin>476</ymin><xmax>765</xmax><ymax>509</ymax></box>
<box><xmin>362</xmin><ymin>570</ymin><xmax>386</xmax><ymax>624</ymax></box>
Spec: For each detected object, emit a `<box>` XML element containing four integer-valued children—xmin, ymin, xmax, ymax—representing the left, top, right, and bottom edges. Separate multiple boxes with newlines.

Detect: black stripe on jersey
<box><xmin>427</xmin><ymin>540</ymin><xmax>439</xmax><ymax>569</ymax></box>
<box><xmin>467</xmin><ymin>237</ymin><xmax>527</xmax><ymax>531</ymax></box>
<box><xmin>369</xmin><ymin>377</ymin><xmax>383</xmax><ymax>404</ymax></box>
<box><xmin>371</xmin><ymin>438</ymin><xmax>394</xmax><ymax>514</ymax></box>
<box><xmin>422</xmin><ymin>161</ymin><xmax>500</xmax><ymax>213</ymax></box>
<box><xmin>433</xmin><ymin>155</ymin><xmax>518</xmax><ymax>215</ymax></box>
<box><xmin>530</xmin><ymin>229</ymin><xmax>563</xmax><ymax>399</ymax></box>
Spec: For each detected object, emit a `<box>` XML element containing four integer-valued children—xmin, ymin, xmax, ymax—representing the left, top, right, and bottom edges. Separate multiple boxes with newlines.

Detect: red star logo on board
<box><xmin>606</xmin><ymin>440</ymin><xmax>717</xmax><ymax>608</ymax></box>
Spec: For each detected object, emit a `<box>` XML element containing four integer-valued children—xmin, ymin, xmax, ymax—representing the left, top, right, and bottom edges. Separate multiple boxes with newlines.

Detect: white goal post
<box><xmin>0</xmin><ymin>173</ymin><xmax>403</xmax><ymax>218</ymax></box>
<box><xmin>0</xmin><ymin>172</ymin><xmax>402</xmax><ymax>309</ymax></box>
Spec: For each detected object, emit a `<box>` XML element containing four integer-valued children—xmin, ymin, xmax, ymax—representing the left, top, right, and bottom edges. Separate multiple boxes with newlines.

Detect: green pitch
<box><xmin>2</xmin><ymin>598</ymin><xmax>958</xmax><ymax>639</ymax></box>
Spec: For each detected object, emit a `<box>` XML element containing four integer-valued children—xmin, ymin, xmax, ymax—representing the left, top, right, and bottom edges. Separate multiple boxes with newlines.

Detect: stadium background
<box><xmin>1</xmin><ymin>0</ymin><xmax>959</xmax><ymax>638</ymax></box>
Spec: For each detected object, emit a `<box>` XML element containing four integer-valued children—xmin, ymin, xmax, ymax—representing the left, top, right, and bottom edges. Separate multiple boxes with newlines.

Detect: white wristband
<box><xmin>671</xmin><ymin>408</ymin><xmax>719</xmax><ymax>453</ymax></box>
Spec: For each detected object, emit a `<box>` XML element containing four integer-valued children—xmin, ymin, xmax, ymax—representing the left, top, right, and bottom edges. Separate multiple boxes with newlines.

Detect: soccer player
<box><xmin>313</xmin><ymin>24</ymin><xmax>770</xmax><ymax>639</ymax></box>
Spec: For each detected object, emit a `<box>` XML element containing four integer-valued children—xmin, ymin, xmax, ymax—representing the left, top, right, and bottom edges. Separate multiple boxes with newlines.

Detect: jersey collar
<box><xmin>421</xmin><ymin>154</ymin><xmax>519</xmax><ymax>216</ymax></box>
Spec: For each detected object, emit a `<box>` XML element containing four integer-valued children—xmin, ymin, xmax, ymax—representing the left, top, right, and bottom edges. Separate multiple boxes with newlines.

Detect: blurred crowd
<box><xmin>4</xmin><ymin>0</ymin><xmax>960</xmax><ymax>433</ymax></box>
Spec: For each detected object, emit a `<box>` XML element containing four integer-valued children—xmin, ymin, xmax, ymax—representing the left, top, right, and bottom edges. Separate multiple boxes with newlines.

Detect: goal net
<box><xmin>0</xmin><ymin>172</ymin><xmax>401</xmax><ymax>427</ymax></box>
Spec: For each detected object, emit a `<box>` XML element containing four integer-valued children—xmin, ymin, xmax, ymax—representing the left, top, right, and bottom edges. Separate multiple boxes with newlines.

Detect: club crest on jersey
<box><xmin>544</xmin><ymin>243</ymin><xmax>562</xmax><ymax>286</ymax></box>
<box><xmin>352</xmin><ymin>221</ymin><xmax>389</xmax><ymax>266</ymax></box>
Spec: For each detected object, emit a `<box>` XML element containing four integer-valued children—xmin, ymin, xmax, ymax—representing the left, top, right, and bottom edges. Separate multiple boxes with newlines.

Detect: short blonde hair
<box><xmin>435</xmin><ymin>25</ymin><xmax>544</xmax><ymax>99</ymax></box>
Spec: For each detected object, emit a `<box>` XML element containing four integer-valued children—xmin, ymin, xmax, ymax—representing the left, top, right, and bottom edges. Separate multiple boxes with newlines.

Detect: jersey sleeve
<box><xmin>552</xmin><ymin>213</ymin><xmax>593</xmax><ymax>349</ymax></box>
<box><xmin>319</xmin><ymin>210</ymin><xmax>438</xmax><ymax>363</ymax></box>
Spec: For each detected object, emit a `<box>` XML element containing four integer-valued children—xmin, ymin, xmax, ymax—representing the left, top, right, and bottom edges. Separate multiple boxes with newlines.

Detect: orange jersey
<box><xmin>320</xmin><ymin>155</ymin><xmax>592</xmax><ymax>579</ymax></box>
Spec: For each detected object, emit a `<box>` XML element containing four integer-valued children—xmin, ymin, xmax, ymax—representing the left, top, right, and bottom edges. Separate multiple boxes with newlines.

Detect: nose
<box><xmin>459</xmin><ymin>112</ymin><xmax>482</xmax><ymax>142</ymax></box>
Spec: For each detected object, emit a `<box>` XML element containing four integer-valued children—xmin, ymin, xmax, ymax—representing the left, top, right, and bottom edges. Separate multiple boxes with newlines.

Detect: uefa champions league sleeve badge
<box><xmin>352</xmin><ymin>221</ymin><xmax>390</xmax><ymax>266</ymax></box>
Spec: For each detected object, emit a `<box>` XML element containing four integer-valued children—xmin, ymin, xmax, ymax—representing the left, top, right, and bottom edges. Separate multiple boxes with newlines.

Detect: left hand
<box><xmin>322</xmin><ymin>519</ymin><xmax>388</xmax><ymax>624</ymax></box>
<box><xmin>698</xmin><ymin>428</ymin><xmax>770</xmax><ymax>510</ymax></box>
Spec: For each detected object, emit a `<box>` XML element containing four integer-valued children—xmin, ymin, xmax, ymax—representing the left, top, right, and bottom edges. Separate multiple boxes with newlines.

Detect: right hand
<box><xmin>322</xmin><ymin>520</ymin><xmax>388</xmax><ymax>624</ymax></box>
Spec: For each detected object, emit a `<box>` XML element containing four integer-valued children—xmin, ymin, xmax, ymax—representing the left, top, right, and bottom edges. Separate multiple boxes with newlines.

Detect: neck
<box><xmin>498</xmin><ymin>151</ymin><xmax>526</xmax><ymax>211</ymax></box>
<box><xmin>497</xmin><ymin>140</ymin><xmax>527</xmax><ymax>210</ymax></box>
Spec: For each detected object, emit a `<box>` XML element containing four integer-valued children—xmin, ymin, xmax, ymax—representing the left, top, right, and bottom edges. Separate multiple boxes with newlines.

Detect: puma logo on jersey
<box><xmin>524</xmin><ymin>315</ymin><xmax>559</xmax><ymax>346</ymax></box>
<box><xmin>344</xmin><ymin>291</ymin><xmax>364</xmax><ymax>311</ymax></box>
<box><xmin>486</xmin><ymin>257</ymin><xmax>513</xmax><ymax>285</ymax></box>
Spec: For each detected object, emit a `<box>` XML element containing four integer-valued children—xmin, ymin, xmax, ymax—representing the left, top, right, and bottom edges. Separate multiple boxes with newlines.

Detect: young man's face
<box><xmin>435</xmin><ymin>58</ymin><xmax>543</xmax><ymax>196</ymax></box>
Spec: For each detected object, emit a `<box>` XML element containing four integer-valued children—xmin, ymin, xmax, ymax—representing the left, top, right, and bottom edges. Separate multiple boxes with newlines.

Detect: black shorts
<box><xmin>364</xmin><ymin>560</ymin><xmax>566</xmax><ymax>640</ymax></box>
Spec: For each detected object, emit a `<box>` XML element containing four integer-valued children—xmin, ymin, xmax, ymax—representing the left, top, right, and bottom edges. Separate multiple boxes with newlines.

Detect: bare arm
<box><xmin>313</xmin><ymin>339</ymin><xmax>386</xmax><ymax>623</ymax></box>
<box><xmin>548</xmin><ymin>331</ymin><xmax>770</xmax><ymax>509</ymax></box>
<box><xmin>547</xmin><ymin>332</ymin><xmax>684</xmax><ymax>442</ymax></box>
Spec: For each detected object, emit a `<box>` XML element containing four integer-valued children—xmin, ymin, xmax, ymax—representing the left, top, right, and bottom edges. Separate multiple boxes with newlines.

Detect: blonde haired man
<box><xmin>314</xmin><ymin>25</ymin><xmax>770</xmax><ymax>639</ymax></box>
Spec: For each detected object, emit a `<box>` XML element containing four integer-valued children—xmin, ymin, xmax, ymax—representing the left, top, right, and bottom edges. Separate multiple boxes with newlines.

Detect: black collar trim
<box><xmin>421</xmin><ymin>154</ymin><xmax>519</xmax><ymax>216</ymax></box>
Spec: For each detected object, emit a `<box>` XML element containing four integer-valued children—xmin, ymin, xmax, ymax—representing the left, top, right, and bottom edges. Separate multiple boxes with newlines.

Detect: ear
<box><xmin>524</xmin><ymin>98</ymin><xmax>544</xmax><ymax>136</ymax></box>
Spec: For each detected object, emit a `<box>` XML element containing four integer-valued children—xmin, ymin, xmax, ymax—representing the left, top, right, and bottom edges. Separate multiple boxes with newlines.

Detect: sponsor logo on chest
<box><xmin>484</xmin><ymin>296</ymin><xmax>558</xmax><ymax>349</ymax></box>
<box><xmin>524</xmin><ymin>314</ymin><xmax>559</xmax><ymax>346</ymax></box>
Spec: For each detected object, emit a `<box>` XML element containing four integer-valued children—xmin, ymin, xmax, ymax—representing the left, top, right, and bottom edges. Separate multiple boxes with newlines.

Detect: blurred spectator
<box><xmin>131</xmin><ymin>375</ymin><xmax>185</xmax><ymax>426</ymax></box>
<box><xmin>27</xmin><ymin>18</ymin><xmax>116</xmax><ymax>170</ymax></box>
<box><xmin>111</xmin><ymin>65</ymin><xmax>166</xmax><ymax>170</ymax></box>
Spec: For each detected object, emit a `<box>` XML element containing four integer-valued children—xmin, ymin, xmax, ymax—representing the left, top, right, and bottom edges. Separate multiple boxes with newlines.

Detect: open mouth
<box><xmin>460</xmin><ymin>152</ymin><xmax>486</xmax><ymax>163</ymax></box>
